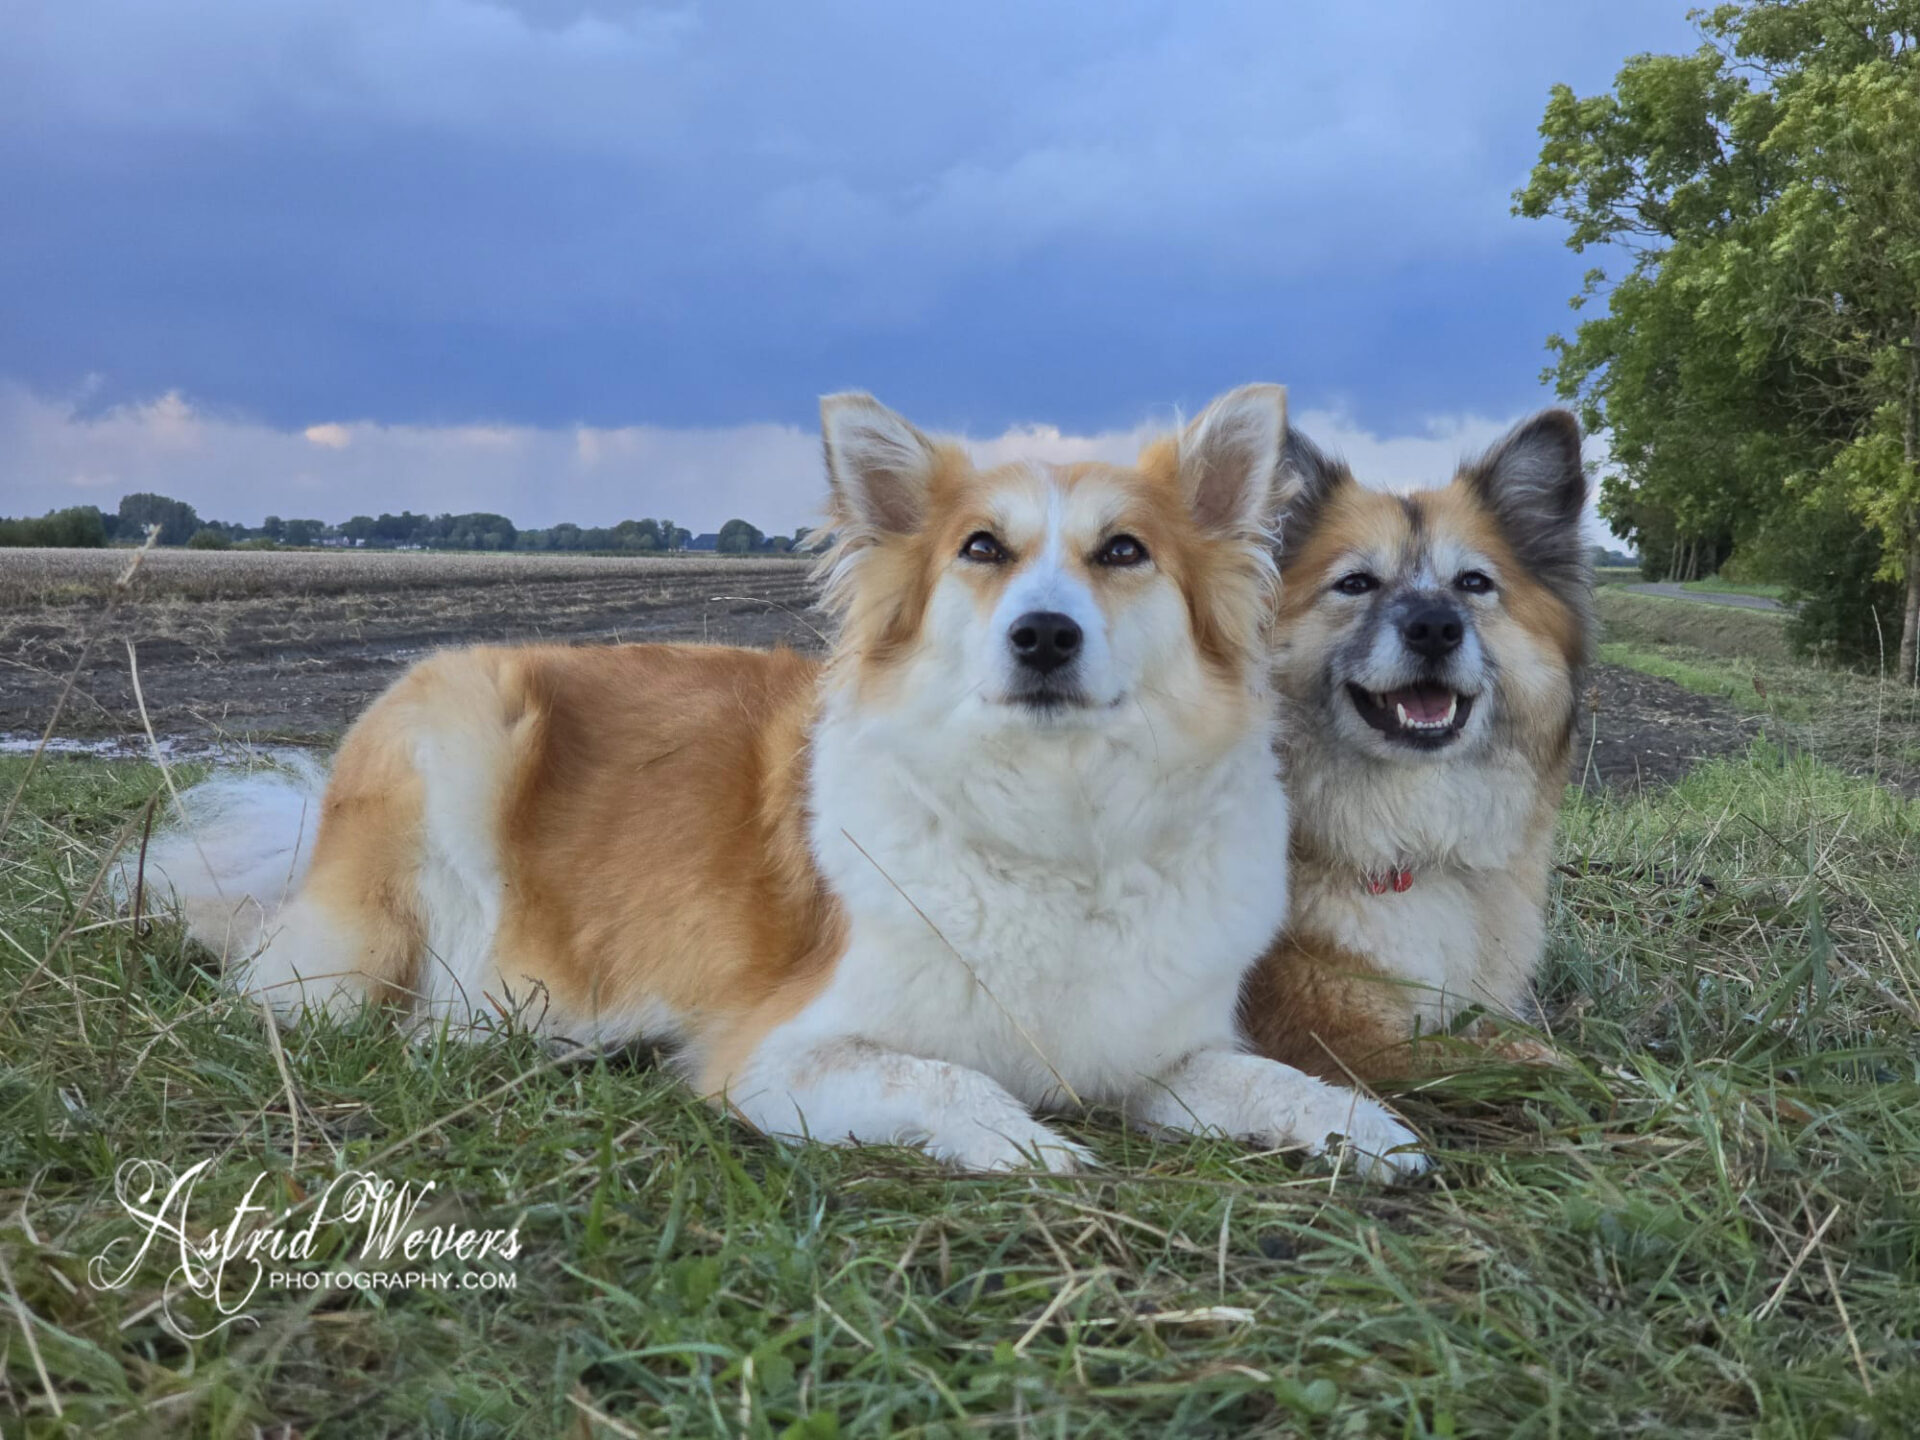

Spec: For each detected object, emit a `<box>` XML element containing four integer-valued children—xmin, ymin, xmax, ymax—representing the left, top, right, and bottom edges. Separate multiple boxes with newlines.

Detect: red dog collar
<box><xmin>1363</xmin><ymin>867</ymin><xmax>1413</xmax><ymax>895</ymax></box>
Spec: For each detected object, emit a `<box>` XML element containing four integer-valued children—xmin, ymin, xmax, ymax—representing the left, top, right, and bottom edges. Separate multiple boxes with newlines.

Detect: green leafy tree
<box><xmin>373</xmin><ymin>511</ymin><xmax>432</xmax><ymax>545</ymax></box>
<box><xmin>612</xmin><ymin>518</ymin><xmax>662</xmax><ymax>551</ymax></box>
<box><xmin>0</xmin><ymin>505</ymin><xmax>107</xmax><ymax>548</ymax></box>
<box><xmin>1751</xmin><ymin>488</ymin><xmax>1907</xmax><ymax>661</ymax></box>
<box><xmin>1517</xmin><ymin>0</ymin><xmax>1920</xmax><ymax>678</ymax></box>
<box><xmin>441</xmin><ymin>512</ymin><xmax>517</xmax><ymax>551</ymax></box>
<box><xmin>520</xmin><ymin>524</ymin><xmax>583</xmax><ymax>551</ymax></box>
<box><xmin>716</xmin><ymin>518</ymin><xmax>764</xmax><ymax>554</ymax></box>
<box><xmin>117</xmin><ymin>492</ymin><xmax>201</xmax><ymax>546</ymax></box>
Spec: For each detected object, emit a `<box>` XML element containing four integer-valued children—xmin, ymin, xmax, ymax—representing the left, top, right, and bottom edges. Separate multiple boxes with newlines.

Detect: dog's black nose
<box><xmin>1402</xmin><ymin>603</ymin><xmax>1464</xmax><ymax>660</ymax></box>
<box><xmin>1009</xmin><ymin>611</ymin><xmax>1082</xmax><ymax>673</ymax></box>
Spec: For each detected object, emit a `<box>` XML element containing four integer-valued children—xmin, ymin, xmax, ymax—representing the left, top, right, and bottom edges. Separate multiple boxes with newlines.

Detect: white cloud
<box><xmin>303</xmin><ymin>422</ymin><xmax>351</xmax><ymax>449</ymax></box>
<box><xmin>1</xmin><ymin>386</ymin><xmax>822</xmax><ymax>531</ymax></box>
<box><xmin>0</xmin><ymin>384</ymin><xmax>1612</xmax><ymax>543</ymax></box>
<box><xmin>1294</xmin><ymin>408</ymin><xmax>1614</xmax><ymax>546</ymax></box>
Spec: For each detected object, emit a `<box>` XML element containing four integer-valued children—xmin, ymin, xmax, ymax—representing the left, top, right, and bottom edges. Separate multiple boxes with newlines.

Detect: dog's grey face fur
<box><xmin>1275</xmin><ymin>411</ymin><xmax>1592</xmax><ymax>771</ymax></box>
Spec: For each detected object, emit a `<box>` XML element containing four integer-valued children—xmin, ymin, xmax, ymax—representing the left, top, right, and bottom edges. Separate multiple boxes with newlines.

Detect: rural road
<box><xmin>1621</xmin><ymin>582</ymin><xmax>1786</xmax><ymax>612</ymax></box>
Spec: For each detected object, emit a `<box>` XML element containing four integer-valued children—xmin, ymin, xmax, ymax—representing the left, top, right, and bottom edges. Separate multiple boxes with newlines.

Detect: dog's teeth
<box><xmin>1444</xmin><ymin>695</ymin><xmax>1458</xmax><ymax>726</ymax></box>
<box><xmin>1395</xmin><ymin>703</ymin><xmax>1409</xmax><ymax>729</ymax></box>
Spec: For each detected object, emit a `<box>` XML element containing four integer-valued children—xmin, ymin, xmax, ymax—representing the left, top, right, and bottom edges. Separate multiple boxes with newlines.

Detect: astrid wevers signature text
<box><xmin>86</xmin><ymin>1158</ymin><xmax>521</xmax><ymax>1338</ymax></box>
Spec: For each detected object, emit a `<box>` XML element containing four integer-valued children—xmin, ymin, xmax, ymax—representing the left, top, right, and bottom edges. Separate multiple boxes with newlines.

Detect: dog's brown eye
<box><xmin>1333</xmin><ymin>572</ymin><xmax>1379</xmax><ymax>595</ymax></box>
<box><xmin>1095</xmin><ymin>534</ymin><xmax>1148</xmax><ymax>567</ymax></box>
<box><xmin>1455</xmin><ymin>571</ymin><xmax>1494</xmax><ymax>594</ymax></box>
<box><xmin>960</xmin><ymin>531</ymin><xmax>1008</xmax><ymax>563</ymax></box>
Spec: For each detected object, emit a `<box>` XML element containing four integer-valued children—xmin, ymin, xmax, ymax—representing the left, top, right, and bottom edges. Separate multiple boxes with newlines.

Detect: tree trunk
<box><xmin>1903</xmin><ymin>320</ymin><xmax>1920</xmax><ymax>685</ymax></box>
<box><xmin>1902</xmin><ymin>535</ymin><xmax>1920</xmax><ymax>686</ymax></box>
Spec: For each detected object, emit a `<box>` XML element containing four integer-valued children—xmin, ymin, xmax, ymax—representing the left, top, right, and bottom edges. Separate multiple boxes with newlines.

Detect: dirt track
<box><xmin>1573</xmin><ymin>662</ymin><xmax>1762</xmax><ymax>787</ymax></box>
<box><xmin>0</xmin><ymin>550</ymin><xmax>1756</xmax><ymax>785</ymax></box>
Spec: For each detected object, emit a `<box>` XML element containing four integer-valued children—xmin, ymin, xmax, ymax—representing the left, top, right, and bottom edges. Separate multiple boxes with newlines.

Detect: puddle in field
<box><xmin>0</xmin><ymin>733</ymin><xmax>318</xmax><ymax>766</ymax></box>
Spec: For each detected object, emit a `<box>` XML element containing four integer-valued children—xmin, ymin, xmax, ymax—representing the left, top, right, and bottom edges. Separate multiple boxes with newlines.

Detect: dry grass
<box><xmin>1596</xmin><ymin>586</ymin><xmax>1794</xmax><ymax>664</ymax></box>
<box><xmin>0</xmin><ymin>548</ymin><xmax>809</xmax><ymax>608</ymax></box>
<box><xmin>3</xmin><ymin>549</ymin><xmax>1917</xmax><ymax>1434</ymax></box>
<box><xmin>1596</xmin><ymin>587</ymin><xmax>1920</xmax><ymax>795</ymax></box>
<box><xmin>2</xmin><ymin>744</ymin><xmax>1916</xmax><ymax>1436</ymax></box>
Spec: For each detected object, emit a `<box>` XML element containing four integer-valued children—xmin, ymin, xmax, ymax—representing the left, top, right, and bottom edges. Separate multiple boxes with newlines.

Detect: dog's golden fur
<box><xmin>292</xmin><ymin>641</ymin><xmax>840</xmax><ymax>1092</ymax></box>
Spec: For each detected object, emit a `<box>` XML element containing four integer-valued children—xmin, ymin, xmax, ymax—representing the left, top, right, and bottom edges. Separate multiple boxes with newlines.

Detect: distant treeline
<box><xmin>0</xmin><ymin>506</ymin><xmax>111</xmax><ymax>548</ymax></box>
<box><xmin>0</xmin><ymin>493</ymin><xmax>810</xmax><ymax>555</ymax></box>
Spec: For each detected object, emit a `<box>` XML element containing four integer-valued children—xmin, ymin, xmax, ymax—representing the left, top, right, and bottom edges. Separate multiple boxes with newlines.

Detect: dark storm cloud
<box><xmin>0</xmin><ymin>0</ymin><xmax>1698</xmax><ymax>437</ymax></box>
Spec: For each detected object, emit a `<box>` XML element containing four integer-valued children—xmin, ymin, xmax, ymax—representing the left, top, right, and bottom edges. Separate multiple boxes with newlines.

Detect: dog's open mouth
<box><xmin>1346</xmin><ymin>682</ymin><xmax>1474</xmax><ymax>748</ymax></box>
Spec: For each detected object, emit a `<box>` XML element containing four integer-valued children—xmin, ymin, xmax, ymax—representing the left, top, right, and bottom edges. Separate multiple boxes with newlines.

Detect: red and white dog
<box><xmin>145</xmin><ymin>386</ymin><xmax>1428</xmax><ymax>1180</ymax></box>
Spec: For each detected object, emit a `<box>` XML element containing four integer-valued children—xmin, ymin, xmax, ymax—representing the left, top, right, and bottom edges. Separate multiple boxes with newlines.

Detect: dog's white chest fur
<box><xmin>1288</xmin><ymin>747</ymin><xmax>1553</xmax><ymax>1024</ymax></box>
<box><xmin>1300</xmin><ymin>866</ymin><xmax>1543</xmax><ymax>1023</ymax></box>
<box><xmin>792</xmin><ymin>693</ymin><xmax>1291</xmax><ymax>1106</ymax></box>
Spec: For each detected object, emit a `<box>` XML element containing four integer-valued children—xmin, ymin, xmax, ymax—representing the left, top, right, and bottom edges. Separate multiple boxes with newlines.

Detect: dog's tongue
<box><xmin>1385</xmin><ymin>684</ymin><xmax>1454</xmax><ymax>724</ymax></box>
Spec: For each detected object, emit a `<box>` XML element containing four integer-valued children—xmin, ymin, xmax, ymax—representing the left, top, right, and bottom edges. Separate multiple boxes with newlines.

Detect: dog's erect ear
<box><xmin>1177</xmin><ymin>384</ymin><xmax>1290</xmax><ymax>535</ymax></box>
<box><xmin>1274</xmin><ymin>429</ymin><xmax>1353</xmax><ymax>567</ymax></box>
<box><xmin>821</xmin><ymin>393</ymin><xmax>939</xmax><ymax>538</ymax></box>
<box><xmin>1462</xmin><ymin>410</ymin><xmax>1589</xmax><ymax>588</ymax></box>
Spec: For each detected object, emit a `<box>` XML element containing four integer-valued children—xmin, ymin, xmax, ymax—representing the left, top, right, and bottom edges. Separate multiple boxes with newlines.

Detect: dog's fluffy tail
<box><xmin>126</xmin><ymin>755</ymin><xmax>329</xmax><ymax>966</ymax></box>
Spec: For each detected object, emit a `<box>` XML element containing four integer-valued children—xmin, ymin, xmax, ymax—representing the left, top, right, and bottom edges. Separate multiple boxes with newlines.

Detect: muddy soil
<box><xmin>0</xmin><ymin>561</ymin><xmax>1762</xmax><ymax>786</ymax></box>
<box><xmin>0</xmin><ymin>562</ymin><xmax>823</xmax><ymax>744</ymax></box>
<box><xmin>1572</xmin><ymin>664</ymin><xmax>1765</xmax><ymax>789</ymax></box>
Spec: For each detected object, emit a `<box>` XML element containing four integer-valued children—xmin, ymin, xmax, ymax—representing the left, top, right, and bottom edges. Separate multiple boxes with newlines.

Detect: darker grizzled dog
<box><xmin>1241</xmin><ymin>412</ymin><xmax>1593</xmax><ymax>1081</ymax></box>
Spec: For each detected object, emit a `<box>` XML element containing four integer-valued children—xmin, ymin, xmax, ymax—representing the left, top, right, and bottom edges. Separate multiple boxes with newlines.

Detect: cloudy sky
<box><xmin>1</xmin><ymin>1</ymin><xmax>1697</xmax><ymax>533</ymax></box>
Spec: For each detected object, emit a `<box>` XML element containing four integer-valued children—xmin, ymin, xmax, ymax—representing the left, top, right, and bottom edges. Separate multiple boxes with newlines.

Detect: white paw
<box><xmin>919</xmin><ymin>1112</ymin><xmax>1092</xmax><ymax>1174</ymax></box>
<box><xmin>1141</xmin><ymin>1052</ymin><xmax>1432</xmax><ymax>1184</ymax></box>
<box><xmin>1283</xmin><ymin>1088</ymin><xmax>1432</xmax><ymax>1184</ymax></box>
<box><xmin>1244</xmin><ymin>1090</ymin><xmax>1428</xmax><ymax>1190</ymax></box>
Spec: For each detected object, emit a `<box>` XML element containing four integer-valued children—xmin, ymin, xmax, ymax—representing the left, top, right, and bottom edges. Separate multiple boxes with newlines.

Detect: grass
<box><xmin>1681</xmin><ymin>577</ymin><xmax>1788</xmax><ymax>602</ymax></box>
<box><xmin>1596</xmin><ymin>590</ymin><xmax>1920</xmax><ymax>788</ymax></box>
<box><xmin>1597</xmin><ymin>585</ymin><xmax>1794</xmax><ymax>665</ymax></box>
<box><xmin>4</xmin><ymin>735</ymin><xmax>1919</xmax><ymax>1436</ymax></box>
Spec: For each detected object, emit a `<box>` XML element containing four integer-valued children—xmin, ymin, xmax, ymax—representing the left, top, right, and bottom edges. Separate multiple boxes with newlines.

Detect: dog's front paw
<box><xmin>1302</xmin><ymin>1092</ymin><xmax>1433</xmax><ymax>1183</ymax></box>
<box><xmin>1139</xmin><ymin>1051</ymin><xmax>1431</xmax><ymax>1183</ymax></box>
<box><xmin>926</xmin><ymin>1112</ymin><xmax>1093</xmax><ymax>1174</ymax></box>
